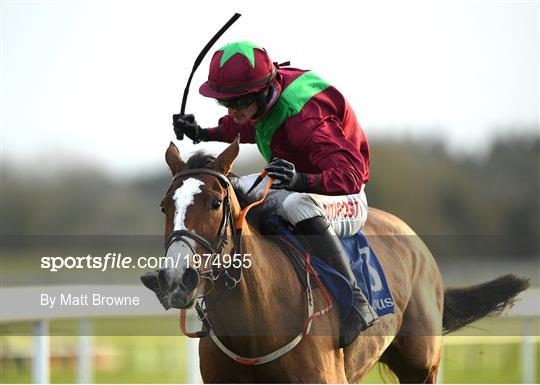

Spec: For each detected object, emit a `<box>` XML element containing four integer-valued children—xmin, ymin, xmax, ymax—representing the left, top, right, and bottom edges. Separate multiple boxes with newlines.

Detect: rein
<box><xmin>171</xmin><ymin>168</ymin><xmax>333</xmax><ymax>365</ymax></box>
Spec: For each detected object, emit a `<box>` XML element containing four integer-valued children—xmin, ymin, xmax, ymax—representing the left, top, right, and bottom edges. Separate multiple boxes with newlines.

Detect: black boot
<box><xmin>296</xmin><ymin>216</ymin><xmax>378</xmax><ymax>347</ymax></box>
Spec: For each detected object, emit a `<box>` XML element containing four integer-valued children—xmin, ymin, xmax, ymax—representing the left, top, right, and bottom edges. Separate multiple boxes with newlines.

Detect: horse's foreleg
<box><xmin>275</xmin><ymin>335</ymin><xmax>347</xmax><ymax>383</ymax></box>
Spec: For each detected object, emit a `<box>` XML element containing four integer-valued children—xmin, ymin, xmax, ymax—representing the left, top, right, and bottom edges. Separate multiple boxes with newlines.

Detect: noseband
<box><xmin>165</xmin><ymin>168</ymin><xmax>242</xmax><ymax>289</ymax></box>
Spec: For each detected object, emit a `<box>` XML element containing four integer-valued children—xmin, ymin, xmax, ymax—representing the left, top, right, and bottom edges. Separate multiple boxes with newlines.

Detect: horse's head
<box><xmin>141</xmin><ymin>138</ymin><xmax>240</xmax><ymax>309</ymax></box>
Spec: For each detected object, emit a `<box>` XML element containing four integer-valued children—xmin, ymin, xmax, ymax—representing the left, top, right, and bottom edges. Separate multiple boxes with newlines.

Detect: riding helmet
<box><xmin>199</xmin><ymin>41</ymin><xmax>276</xmax><ymax>100</ymax></box>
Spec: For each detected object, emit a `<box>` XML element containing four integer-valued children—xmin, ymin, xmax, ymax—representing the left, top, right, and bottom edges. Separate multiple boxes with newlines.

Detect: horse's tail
<box><xmin>442</xmin><ymin>274</ymin><xmax>529</xmax><ymax>334</ymax></box>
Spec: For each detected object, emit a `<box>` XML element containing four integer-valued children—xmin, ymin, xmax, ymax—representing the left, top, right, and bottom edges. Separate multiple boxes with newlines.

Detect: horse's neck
<box><xmin>206</xmin><ymin>225</ymin><xmax>305</xmax><ymax>342</ymax></box>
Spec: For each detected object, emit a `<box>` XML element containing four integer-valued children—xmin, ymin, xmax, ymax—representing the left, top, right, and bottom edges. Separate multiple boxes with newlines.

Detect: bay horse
<box><xmin>142</xmin><ymin>138</ymin><xmax>528</xmax><ymax>383</ymax></box>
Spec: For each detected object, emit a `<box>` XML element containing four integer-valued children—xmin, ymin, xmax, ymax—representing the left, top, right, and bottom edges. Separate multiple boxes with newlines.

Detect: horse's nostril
<box><xmin>158</xmin><ymin>268</ymin><xmax>175</xmax><ymax>292</ymax></box>
<box><xmin>182</xmin><ymin>268</ymin><xmax>199</xmax><ymax>292</ymax></box>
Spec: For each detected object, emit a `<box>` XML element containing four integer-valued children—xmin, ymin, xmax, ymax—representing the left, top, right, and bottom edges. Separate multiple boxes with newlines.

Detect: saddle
<box><xmin>262</xmin><ymin>217</ymin><xmax>395</xmax><ymax>320</ymax></box>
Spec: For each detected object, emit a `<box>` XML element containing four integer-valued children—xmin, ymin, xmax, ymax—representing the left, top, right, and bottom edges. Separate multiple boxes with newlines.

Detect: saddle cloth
<box><xmin>269</xmin><ymin>219</ymin><xmax>395</xmax><ymax>320</ymax></box>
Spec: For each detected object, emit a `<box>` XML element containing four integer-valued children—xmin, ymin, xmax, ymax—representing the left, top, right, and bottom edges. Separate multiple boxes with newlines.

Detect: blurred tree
<box><xmin>2</xmin><ymin>132</ymin><xmax>538</xmax><ymax>259</ymax></box>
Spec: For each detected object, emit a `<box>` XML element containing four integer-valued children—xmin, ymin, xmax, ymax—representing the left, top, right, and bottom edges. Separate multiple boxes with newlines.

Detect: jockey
<box><xmin>173</xmin><ymin>41</ymin><xmax>378</xmax><ymax>347</ymax></box>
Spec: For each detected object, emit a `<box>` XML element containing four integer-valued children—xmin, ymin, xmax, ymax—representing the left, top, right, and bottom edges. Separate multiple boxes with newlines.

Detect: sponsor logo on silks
<box><xmin>323</xmin><ymin>200</ymin><xmax>361</xmax><ymax>221</ymax></box>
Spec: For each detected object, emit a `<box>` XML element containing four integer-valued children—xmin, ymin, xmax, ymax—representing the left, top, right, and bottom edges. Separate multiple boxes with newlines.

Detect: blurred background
<box><xmin>1</xmin><ymin>0</ymin><xmax>539</xmax><ymax>383</ymax></box>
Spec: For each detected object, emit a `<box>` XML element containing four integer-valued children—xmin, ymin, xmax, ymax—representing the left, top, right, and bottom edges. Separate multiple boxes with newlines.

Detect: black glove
<box><xmin>265</xmin><ymin>158</ymin><xmax>308</xmax><ymax>192</ymax></box>
<box><xmin>172</xmin><ymin>113</ymin><xmax>207</xmax><ymax>143</ymax></box>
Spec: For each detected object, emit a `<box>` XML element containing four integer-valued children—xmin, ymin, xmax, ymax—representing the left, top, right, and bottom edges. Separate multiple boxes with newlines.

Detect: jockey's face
<box><xmin>218</xmin><ymin>87</ymin><xmax>271</xmax><ymax>124</ymax></box>
<box><xmin>227</xmin><ymin>101</ymin><xmax>258</xmax><ymax>124</ymax></box>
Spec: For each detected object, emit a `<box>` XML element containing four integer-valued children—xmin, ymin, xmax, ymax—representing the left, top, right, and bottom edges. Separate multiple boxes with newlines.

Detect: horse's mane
<box><xmin>186</xmin><ymin>150</ymin><xmax>216</xmax><ymax>169</ymax></box>
<box><xmin>186</xmin><ymin>151</ymin><xmax>276</xmax><ymax>233</ymax></box>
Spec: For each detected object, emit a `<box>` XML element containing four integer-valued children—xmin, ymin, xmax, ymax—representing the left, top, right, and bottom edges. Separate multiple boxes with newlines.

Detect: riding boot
<box><xmin>296</xmin><ymin>216</ymin><xmax>379</xmax><ymax>348</ymax></box>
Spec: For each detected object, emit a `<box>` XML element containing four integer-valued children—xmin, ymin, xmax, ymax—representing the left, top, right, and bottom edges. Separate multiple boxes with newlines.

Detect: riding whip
<box><xmin>179</xmin><ymin>13</ymin><xmax>242</xmax><ymax>115</ymax></box>
<box><xmin>245</xmin><ymin>170</ymin><xmax>268</xmax><ymax>195</ymax></box>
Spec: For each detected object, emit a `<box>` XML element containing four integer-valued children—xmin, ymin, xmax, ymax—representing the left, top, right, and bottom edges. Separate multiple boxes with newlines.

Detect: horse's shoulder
<box><xmin>364</xmin><ymin>207</ymin><xmax>417</xmax><ymax>236</ymax></box>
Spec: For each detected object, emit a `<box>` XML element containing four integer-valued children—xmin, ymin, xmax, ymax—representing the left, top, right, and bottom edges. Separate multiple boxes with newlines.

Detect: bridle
<box><xmin>165</xmin><ymin>168</ymin><xmax>242</xmax><ymax>289</ymax></box>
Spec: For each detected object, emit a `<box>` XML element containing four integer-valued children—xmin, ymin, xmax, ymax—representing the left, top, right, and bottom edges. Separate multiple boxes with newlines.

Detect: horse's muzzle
<box><xmin>157</xmin><ymin>267</ymin><xmax>199</xmax><ymax>292</ymax></box>
<box><xmin>141</xmin><ymin>266</ymin><xmax>200</xmax><ymax>310</ymax></box>
<box><xmin>158</xmin><ymin>267</ymin><xmax>199</xmax><ymax>309</ymax></box>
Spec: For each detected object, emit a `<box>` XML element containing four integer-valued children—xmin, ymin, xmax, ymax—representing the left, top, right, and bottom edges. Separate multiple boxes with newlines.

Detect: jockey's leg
<box><xmin>232</xmin><ymin>174</ymin><xmax>291</xmax><ymax>216</ymax></box>
<box><xmin>279</xmin><ymin>190</ymin><xmax>379</xmax><ymax>348</ymax></box>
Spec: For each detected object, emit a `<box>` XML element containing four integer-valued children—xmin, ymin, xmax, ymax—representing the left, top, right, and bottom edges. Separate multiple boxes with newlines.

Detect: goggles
<box><xmin>217</xmin><ymin>92</ymin><xmax>260</xmax><ymax>110</ymax></box>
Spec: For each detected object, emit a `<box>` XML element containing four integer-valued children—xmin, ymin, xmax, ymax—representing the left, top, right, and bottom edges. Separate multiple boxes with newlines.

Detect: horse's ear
<box><xmin>214</xmin><ymin>135</ymin><xmax>240</xmax><ymax>176</ymax></box>
<box><xmin>165</xmin><ymin>142</ymin><xmax>187</xmax><ymax>176</ymax></box>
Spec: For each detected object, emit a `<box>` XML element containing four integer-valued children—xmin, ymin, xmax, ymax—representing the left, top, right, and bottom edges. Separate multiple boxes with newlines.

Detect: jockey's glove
<box><xmin>172</xmin><ymin>113</ymin><xmax>210</xmax><ymax>144</ymax></box>
<box><xmin>265</xmin><ymin>158</ymin><xmax>309</xmax><ymax>192</ymax></box>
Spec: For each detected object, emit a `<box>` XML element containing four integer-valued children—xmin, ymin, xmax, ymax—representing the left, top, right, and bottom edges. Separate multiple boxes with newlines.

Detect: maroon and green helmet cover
<box><xmin>199</xmin><ymin>41</ymin><xmax>276</xmax><ymax>100</ymax></box>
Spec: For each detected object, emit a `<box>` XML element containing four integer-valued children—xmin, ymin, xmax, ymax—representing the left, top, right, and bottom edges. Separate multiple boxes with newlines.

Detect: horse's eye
<box><xmin>210</xmin><ymin>198</ymin><xmax>222</xmax><ymax>210</ymax></box>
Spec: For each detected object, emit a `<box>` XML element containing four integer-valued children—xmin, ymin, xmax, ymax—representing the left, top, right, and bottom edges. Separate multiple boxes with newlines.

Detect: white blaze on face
<box><xmin>172</xmin><ymin>178</ymin><xmax>204</xmax><ymax>231</ymax></box>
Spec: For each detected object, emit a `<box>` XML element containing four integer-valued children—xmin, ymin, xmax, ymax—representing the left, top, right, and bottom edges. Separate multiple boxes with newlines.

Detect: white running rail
<box><xmin>1</xmin><ymin>286</ymin><xmax>538</xmax><ymax>384</ymax></box>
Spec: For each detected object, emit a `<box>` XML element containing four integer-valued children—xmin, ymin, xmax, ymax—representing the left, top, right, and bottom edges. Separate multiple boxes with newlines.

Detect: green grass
<box><xmin>359</xmin><ymin>339</ymin><xmax>539</xmax><ymax>383</ymax></box>
<box><xmin>2</xmin><ymin>318</ymin><xmax>539</xmax><ymax>383</ymax></box>
<box><xmin>440</xmin><ymin>343</ymin><xmax>526</xmax><ymax>384</ymax></box>
<box><xmin>1</xmin><ymin>335</ymin><xmax>189</xmax><ymax>384</ymax></box>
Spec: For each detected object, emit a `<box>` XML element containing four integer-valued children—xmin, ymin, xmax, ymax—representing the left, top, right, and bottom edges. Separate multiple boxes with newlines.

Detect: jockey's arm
<box><xmin>205</xmin><ymin>115</ymin><xmax>256</xmax><ymax>143</ymax></box>
<box><xmin>292</xmin><ymin>118</ymin><xmax>367</xmax><ymax>196</ymax></box>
